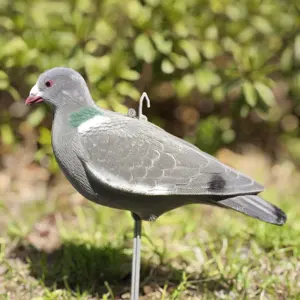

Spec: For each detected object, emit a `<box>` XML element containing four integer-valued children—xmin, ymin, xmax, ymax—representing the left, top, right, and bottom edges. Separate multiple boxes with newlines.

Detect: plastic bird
<box><xmin>25</xmin><ymin>67</ymin><xmax>287</xmax><ymax>300</ymax></box>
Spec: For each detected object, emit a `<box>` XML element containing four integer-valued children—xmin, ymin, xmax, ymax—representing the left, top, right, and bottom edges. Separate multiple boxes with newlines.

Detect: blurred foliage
<box><xmin>1</xmin><ymin>0</ymin><xmax>300</xmax><ymax>170</ymax></box>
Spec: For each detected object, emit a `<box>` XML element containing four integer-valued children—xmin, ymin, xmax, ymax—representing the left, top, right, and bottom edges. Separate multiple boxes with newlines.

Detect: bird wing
<box><xmin>73</xmin><ymin>113</ymin><xmax>264</xmax><ymax>196</ymax></box>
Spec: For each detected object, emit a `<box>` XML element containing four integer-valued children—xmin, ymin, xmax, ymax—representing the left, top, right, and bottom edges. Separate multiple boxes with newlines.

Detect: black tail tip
<box><xmin>218</xmin><ymin>195</ymin><xmax>287</xmax><ymax>226</ymax></box>
<box><xmin>274</xmin><ymin>207</ymin><xmax>287</xmax><ymax>226</ymax></box>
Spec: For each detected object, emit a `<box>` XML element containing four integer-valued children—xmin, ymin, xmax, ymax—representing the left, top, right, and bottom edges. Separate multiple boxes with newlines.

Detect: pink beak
<box><xmin>25</xmin><ymin>95</ymin><xmax>43</xmax><ymax>105</ymax></box>
<box><xmin>25</xmin><ymin>84</ymin><xmax>43</xmax><ymax>105</ymax></box>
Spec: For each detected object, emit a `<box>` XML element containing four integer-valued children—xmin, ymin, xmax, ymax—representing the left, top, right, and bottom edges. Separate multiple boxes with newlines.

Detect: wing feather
<box><xmin>73</xmin><ymin>114</ymin><xmax>263</xmax><ymax>196</ymax></box>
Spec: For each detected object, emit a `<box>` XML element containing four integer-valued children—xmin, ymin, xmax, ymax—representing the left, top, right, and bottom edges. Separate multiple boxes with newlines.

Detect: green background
<box><xmin>1</xmin><ymin>0</ymin><xmax>300</xmax><ymax>167</ymax></box>
<box><xmin>0</xmin><ymin>1</ymin><xmax>300</xmax><ymax>299</ymax></box>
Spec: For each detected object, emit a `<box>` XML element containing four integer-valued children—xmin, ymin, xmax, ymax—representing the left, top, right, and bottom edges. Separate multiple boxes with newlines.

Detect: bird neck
<box><xmin>68</xmin><ymin>106</ymin><xmax>103</xmax><ymax>128</ymax></box>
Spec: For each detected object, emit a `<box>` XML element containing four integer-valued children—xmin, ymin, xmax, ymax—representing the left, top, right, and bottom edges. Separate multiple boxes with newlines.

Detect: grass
<box><xmin>0</xmin><ymin>149</ymin><xmax>299</xmax><ymax>299</ymax></box>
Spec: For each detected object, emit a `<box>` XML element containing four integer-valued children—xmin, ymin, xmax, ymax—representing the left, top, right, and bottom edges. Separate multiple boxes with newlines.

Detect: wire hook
<box><xmin>138</xmin><ymin>92</ymin><xmax>151</xmax><ymax>121</ymax></box>
<box><xmin>127</xmin><ymin>92</ymin><xmax>151</xmax><ymax>121</ymax></box>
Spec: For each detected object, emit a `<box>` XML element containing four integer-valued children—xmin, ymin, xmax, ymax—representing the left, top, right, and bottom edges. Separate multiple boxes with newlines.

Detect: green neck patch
<box><xmin>69</xmin><ymin>107</ymin><xmax>103</xmax><ymax>127</ymax></box>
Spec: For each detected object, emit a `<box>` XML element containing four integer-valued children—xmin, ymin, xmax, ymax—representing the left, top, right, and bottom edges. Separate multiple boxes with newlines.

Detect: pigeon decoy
<box><xmin>25</xmin><ymin>67</ymin><xmax>287</xmax><ymax>300</ymax></box>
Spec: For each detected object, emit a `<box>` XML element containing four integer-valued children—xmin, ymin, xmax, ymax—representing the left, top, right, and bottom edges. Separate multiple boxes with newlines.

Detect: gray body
<box><xmin>52</xmin><ymin>107</ymin><xmax>212</xmax><ymax>219</ymax></box>
<box><xmin>26</xmin><ymin>67</ymin><xmax>287</xmax><ymax>225</ymax></box>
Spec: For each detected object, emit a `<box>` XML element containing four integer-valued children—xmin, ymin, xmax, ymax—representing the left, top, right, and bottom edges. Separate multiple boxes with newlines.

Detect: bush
<box><xmin>1</xmin><ymin>0</ymin><xmax>300</xmax><ymax>165</ymax></box>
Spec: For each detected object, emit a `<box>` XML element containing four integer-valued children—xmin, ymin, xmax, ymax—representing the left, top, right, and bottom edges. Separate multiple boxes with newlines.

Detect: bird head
<box><xmin>25</xmin><ymin>67</ymin><xmax>93</xmax><ymax>109</ymax></box>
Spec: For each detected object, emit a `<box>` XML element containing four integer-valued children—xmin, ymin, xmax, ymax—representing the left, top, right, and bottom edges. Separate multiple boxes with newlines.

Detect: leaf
<box><xmin>76</xmin><ymin>0</ymin><xmax>94</xmax><ymax>13</ymax></box>
<box><xmin>152</xmin><ymin>32</ymin><xmax>172</xmax><ymax>54</ymax></box>
<box><xmin>119</xmin><ymin>69</ymin><xmax>140</xmax><ymax>81</ymax></box>
<box><xmin>145</xmin><ymin>0</ymin><xmax>160</xmax><ymax>6</ymax></box>
<box><xmin>238</xmin><ymin>27</ymin><xmax>256</xmax><ymax>43</ymax></box>
<box><xmin>0</xmin><ymin>124</ymin><xmax>15</xmax><ymax>145</ymax></box>
<box><xmin>173</xmin><ymin>74</ymin><xmax>195</xmax><ymax>97</ymax></box>
<box><xmin>68</xmin><ymin>48</ymin><xmax>85</xmax><ymax>70</ymax></box>
<box><xmin>0</xmin><ymin>17</ymin><xmax>14</xmax><ymax>30</ymax></box>
<box><xmin>204</xmin><ymin>25</ymin><xmax>218</xmax><ymax>40</ymax></box>
<box><xmin>222</xmin><ymin>129</ymin><xmax>235</xmax><ymax>144</ymax></box>
<box><xmin>201</xmin><ymin>40</ymin><xmax>222</xmax><ymax>59</ymax></box>
<box><xmin>116</xmin><ymin>82</ymin><xmax>140</xmax><ymax>99</ymax></box>
<box><xmin>212</xmin><ymin>86</ymin><xmax>225</xmax><ymax>102</ymax></box>
<box><xmin>294</xmin><ymin>34</ymin><xmax>300</xmax><ymax>63</ymax></box>
<box><xmin>1</xmin><ymin>37</ymin><xmax>27</xmax><ymax>57</ymax></box>
<box><xmin>134</xmin><ymin>34</ymin><xmax>156</xmax><ymax>63</ymax></box>
<box><xmin>38</xmin><ymin>127</ymin><xmax>52</xmax><ymax>145</ymax></box>
<box><xmin>8</xmin><ymin>86</ymin><xmax>21</xmax><ymax>101</ymax></box>
<box><xmin>27</xmin><ymin>106</ymin><xmax>47</xmax><ymax>127</ymax></box>
<box><xmin>195</xmin><ymin>69</ymin><xmax>220</xmax><ymax>93</ymax></box>
<box><xmin>280</xmin><ymin>47</ymin><xmax>293</xmax><ymax>71</ymax></box>
<box><xmin>161</xmin><ymin>59</ymin><xmax>175</xmax><ymax>74</ymax></box>
<box><xmin>109</xmin><ymin>95</ymin><xmax>128</xmax><ymax>113</ymax></box>
<box><xmin>242</xmin><ymin>81</ymin><xmax>257</xmax><ymax>107</ymax></box>
<box><xmin>170</xmin><ymin>53</ymin><xmax>189</xmax><ymax>69</ymax></box>
<box><xmin>31</xmin><ymin>2</ymin><xmax>69</xmax><ymax>28</ymax></box>
<box><xmin>84</xmin><ymin>55</ymin><xmax>111</xmax><ymax>83</ymax></box>
<box><xmin>174</xmin><ymin>22</ymin><xmax>189</xmax><ymax>38</ymax></box>
<box><xmin>226</xmin><ymin>4</ymin><xmax>246</xmax><ymax>21</ymax></box>
<box><xmin>254</xmin><ymin>82</ymin><xmax>275</xmax><ymax>107</ymax></box>
<box><xmin>240</xmin><ymin>105</ymin><xmax>250</xmax><ymax>118</ymax></box>
<box><xmin>85</xmin><ymin>40</ymin><xmax>99</xmax><ymax>54</ymax></box>
<box><xmin>97</xmin><ymin>79</ymin><xmax>114</xmax><ymax>94</ymax></box>
<box><xmin>94</xmin><ymin>20</ymin><xmax>115</xmax><ymax>45</ymax></box>
<box><xmin>251</xmin><ymin>16</ymin><xmax>273</xmax><ymax>34</ymax></box>
<box><xmin>0</xmin><ymin>70</ymin><xmax>9</xmax><ymax>90</ymax></box>
<box><xmin>127</xmin><ymin>1</ymin><xmax>142</xmax><ymax>20</ymax></box>
<box><xmin>179</xmin><ymin>40</ymin><xmax>201</xmax><ymax>65</ymax></box>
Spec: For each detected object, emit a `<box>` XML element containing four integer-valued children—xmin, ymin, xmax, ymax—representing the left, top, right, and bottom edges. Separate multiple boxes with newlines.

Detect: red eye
<box><xmin>45</xmin><ymin>80</ymin><xmax>53</xmax><ymax>88</ymax></box>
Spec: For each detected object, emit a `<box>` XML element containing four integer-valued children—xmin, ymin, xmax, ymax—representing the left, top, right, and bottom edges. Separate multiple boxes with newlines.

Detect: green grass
<box><xmin>0</xmin><ymin>184</ymin><xmax>299</xmax><ymax>299</ymax></box>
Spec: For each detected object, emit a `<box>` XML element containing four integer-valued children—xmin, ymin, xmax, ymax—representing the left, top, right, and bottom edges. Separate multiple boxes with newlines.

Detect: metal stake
<box><xmin>131</xmin><ymin>213</ymin><xmax>142</xmax><ymax>300</ymax></box>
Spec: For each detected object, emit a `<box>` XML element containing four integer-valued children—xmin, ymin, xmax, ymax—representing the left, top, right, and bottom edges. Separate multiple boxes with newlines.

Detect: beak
<box><xmin>25</xmin><ymin>84</ymin><xmax>43</xmax><ymax>105</ymax></box>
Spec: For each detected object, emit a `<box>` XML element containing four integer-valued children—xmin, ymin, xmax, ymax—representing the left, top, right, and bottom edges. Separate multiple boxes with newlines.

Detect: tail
<box><xmin>217</xmin><ymin>195</ymin><xmax>287</xmax><ymax>225</ymax></box>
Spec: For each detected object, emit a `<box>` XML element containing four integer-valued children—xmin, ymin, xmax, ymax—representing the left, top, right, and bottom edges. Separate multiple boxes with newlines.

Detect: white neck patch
<box><xmin>78</xmin><ymin>115</ymin><xmax>110</xmax><ymax>134</ymax></box>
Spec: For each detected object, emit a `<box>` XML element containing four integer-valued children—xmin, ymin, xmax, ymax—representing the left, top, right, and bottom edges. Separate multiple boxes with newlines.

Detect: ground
<box><xmin>0</xmin><ymin>146</ymin><xmax>299</xmax><ymax>299</ymax></box>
